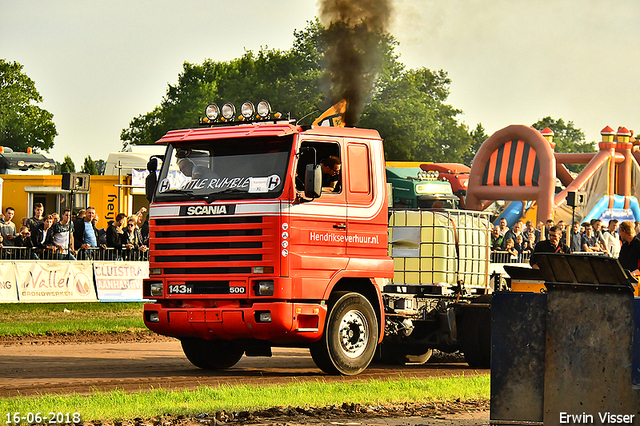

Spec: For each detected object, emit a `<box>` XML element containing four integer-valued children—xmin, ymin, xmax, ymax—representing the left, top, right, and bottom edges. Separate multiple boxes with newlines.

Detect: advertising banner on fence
<box><xmin>15</xmin><ymin>261</ymin><xmax>97</xmax><ymax>303</ymax></box>
<box><xmin>94</xmin><ymin>261</ymin><xmax>148</xmax><ymax>301</ymax></box>
<box><xmin>0</xmin><ymin>261</ymin><xmax>19</xmax><ymax>302</ymax></box>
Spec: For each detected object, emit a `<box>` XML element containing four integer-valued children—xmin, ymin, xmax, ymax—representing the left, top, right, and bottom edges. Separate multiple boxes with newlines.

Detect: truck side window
<box><xmin>296</xmin><ymin>142</ymin><xmax>341</xmax><ymax>194</ymax></box>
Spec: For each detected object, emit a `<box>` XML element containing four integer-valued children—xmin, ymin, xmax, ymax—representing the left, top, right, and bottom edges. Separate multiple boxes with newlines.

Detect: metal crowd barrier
<box><xmin>0</xmin><ymin>246</ymin><xmax>149</xmax><ymax>261</ymax></box>
<box><xmin>491</xmin><ymin>250</ymin><xmax>609</xmax><ymax>265</ymax></box>
<box><xmin>491</xmin><ymin>250</ymin><xmax>532</xmax><ymax>264</ymax></box>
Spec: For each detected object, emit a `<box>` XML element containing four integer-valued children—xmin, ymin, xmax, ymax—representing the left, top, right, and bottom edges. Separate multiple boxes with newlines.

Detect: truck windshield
<box><xmin>154</xmin><ymin>136</ymin><xmax>292</xmax><ymax>202</ymax></box>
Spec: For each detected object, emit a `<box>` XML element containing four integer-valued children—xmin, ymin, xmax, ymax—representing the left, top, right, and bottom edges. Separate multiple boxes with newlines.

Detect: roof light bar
<box><xmin>221</xmin><ymin>103</ymin><xmax>236</xmax><ymax>120</ymax></box>
<box><xmin>241</xmin><ymin>101</ymin><xmax>254</xmax><ymax>119</ymax></box>
<box><xmin>256</xmin><ymin>100</ymin><xmax>271</xmax><ymax>118</ymax></box>
<box><xmin>205</xmin><ymin>104</ymin><xmax>220</xmax><ymax>120</ymax></box>
<box><xmin>200</xmin><ymin>99</ymin><xmax>281</xmax><ymax>125</ymax></box>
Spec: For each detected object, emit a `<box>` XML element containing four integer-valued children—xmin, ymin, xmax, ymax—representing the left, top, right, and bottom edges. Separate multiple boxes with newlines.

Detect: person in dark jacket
<box><xmin>33</xmin><ymin>215</ymin><xmax>56</xmax><ymax>259</ymax></box>
<box><xmin>618</xmin><ymin>220</ymin><xmax>640</xmax><ymax>276</ymax></box>
<box><xmin>529</xmin><ymin>226</ymin><xmax>571</xmax><ymax>269</ymax></box>
<box><xmin>106</xmin><ymin>213</ymin><xmax>127</xmax><ymax>260</ymax></box>
<box><xmin>123</xmin><ymin>216</ymin><xmax>147</xmax><ymax>260</ymax></box>
<box><xmin>26</xmin><ymin>203</ymin><xmax>44</xmax><ymax>233</ymax></box>
<box><xmin>106</xmin><ymin>213</ymin><xmax>126</xmax><ymax>248</ymax></box>
<box><xmin>13</xmin><ymin>225</ymin><xmax>38</xmax><ymax>259</ymax></box>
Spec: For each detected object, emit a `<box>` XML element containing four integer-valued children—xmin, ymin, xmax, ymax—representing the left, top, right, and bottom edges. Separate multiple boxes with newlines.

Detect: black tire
<box><xmin>181</xmin><ymin>338</ymin><xmax>244</xmax><ymax>370</ymax></box>
<box><xmin>310</xmin><ymin>292</ymin><xmax>378</xmax><ymax>375</ymax></box>
<box><xmin>458</xmin><ymin>295</ymin><xmax>492</xmax><ymax>368</ymax></box>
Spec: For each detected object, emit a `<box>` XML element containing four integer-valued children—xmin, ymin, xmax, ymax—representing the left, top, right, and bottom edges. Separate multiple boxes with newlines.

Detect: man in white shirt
<box><xmin>602</xmin><ymin>219</ymin><xmax>621</xmax><ymax>258</ymax></box>
<box><xmin>51</xmin><ymin>209</ymin><xmax>75</xmax><ymax>260</ymax></box>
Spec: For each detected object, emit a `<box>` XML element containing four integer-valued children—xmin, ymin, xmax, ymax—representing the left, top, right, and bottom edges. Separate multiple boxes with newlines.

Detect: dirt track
<box><xmin>0</xmin><ymin>333</ymin><xmax>490</xmax><ymax>425</ymax></box>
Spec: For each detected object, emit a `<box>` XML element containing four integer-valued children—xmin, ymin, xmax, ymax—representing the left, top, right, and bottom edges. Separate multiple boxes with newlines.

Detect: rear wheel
<box><xmin>310</xmin><ymin>292</ymin><xmax>378</xmax><ymax>375</ymax></box>
<box><xmin>181</xmin><ymin>338</ymin><xmax>244</xmax><ymax>370</ymax></box>
<box><xmin>458</xmin><ymin>295</ymin><xmax>492</xmax><ymax>368</ymax></box>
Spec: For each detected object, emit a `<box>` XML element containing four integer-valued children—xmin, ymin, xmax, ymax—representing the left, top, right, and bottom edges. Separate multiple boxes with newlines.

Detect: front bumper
<box><xmin>144</xmin><ymin>301</ymin><xmax>327</xmax><ymax>344</ymax></box>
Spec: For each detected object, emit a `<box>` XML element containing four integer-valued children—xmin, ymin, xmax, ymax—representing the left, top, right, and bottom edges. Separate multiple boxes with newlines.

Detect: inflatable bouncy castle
<box><xmin>466</xmin><ymin>125</ymin><xmax>640</xmax><ymax>224</ymax></box>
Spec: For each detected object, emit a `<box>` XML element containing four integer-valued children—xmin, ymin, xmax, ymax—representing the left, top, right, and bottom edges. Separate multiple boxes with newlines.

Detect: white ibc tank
<box><xmin>389</xmin><ymin>210</ymin><xmax>490</xmax><ymax>291</ymax></box>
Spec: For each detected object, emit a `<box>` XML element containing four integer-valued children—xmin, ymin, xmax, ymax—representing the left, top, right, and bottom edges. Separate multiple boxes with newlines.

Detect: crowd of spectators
<box><xmin>0</xmin><ymin>203</ymin><xmax>149</xmax><ymax>261</ymax></box>
<box><xmin>491</xmin><ymin>217</ymin><xmax>632</xmax><ymax>264</ymax></box>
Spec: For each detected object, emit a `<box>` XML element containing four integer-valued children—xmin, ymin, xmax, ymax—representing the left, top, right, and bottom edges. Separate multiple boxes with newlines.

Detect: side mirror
<box><xmin>304</xmin><ymin>164</ymin><xmax>322</xmax><ymax>199</ymax></box>
<box><xmin>145</xmin><ymin>158</ymin><xmax>158</xmax><ymax>202</ymax></box>
<box><xmin>147</xmin><ymin>157</ymin><xmax>158</xmax><ymax>172</ymax></box>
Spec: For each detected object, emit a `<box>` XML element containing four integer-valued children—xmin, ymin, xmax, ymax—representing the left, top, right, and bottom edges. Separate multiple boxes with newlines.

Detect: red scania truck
<box><xmin>143</xmin><ymin>101</ymin><xmax>491</xmax><ymax>375</ymax></box>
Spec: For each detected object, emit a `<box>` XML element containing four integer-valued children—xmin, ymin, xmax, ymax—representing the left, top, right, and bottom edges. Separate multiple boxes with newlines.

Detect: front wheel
<box><xmin>310</xmin><ymin>292</ymin><xmax>379</xmax><ymax>375</ymax></box>
<box><xmin>181</xmin><ymin>338</ymin><xmax>244</xmax><ymax>370</ymax></box>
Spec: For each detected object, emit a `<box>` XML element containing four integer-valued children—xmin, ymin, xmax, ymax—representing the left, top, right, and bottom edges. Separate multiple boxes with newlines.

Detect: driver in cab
<box><xmin>176</xmin><ymin>149</ymin><xmax>195</xmax><ymax>177</ymax></box>
<box><xmin>320</xmin><ymin>156</ymin><xmax>341</xmax><ymax>193</ymax></box>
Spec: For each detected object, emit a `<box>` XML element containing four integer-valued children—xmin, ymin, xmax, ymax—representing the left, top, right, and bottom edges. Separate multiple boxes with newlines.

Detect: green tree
<box><xmin>462</xmin><ymin>124</ymin><xmax>490</xmax><ymax>166</ymax></box>
<box><xmin>0</xmin><ymin>59</ymin><xmax>57</xmax><ymax>152</ymax></box>
<box><xmin>532</xmin><ymin>116</ymin><xmax>595</xmax><ymax>172</ymax></box>
<box><xmin>95</xmin><ymin>159</ymin><xmax>106</xmax><ymax>175</ymax></box>
<box><xmin>121</xmin><ymin>20</ymin><xmax>476</xmax><ymax>163</ymax></box>
<box><xmin>81</xmin><ymin>155</ymin><xmax>99</xmax><ymax>175</ymax></box>
<box><xmin>59</xmin><ymin>155</ymin><xmax>76</xmax><ymax>173</ymax></box>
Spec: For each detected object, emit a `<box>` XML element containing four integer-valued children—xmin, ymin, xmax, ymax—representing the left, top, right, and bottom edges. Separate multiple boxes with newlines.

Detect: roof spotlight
<box><xmin>221</xmin><ymin>103</ymin><xmax>236</xmax><ymax>120</ymax></box>
<box><xmin>241</xmin><ymin>101</ymin><xmax>255</xmax><ymax>119</ymax></box>
<box><xmin>205</xmin><ymin>104</ymin><xmax>220</xmax><ymax>121</ymax></box>
<box><xmin>256</xmin><ymin>100</ymin><xmax>271</xmax><ymax>118</ymax></box>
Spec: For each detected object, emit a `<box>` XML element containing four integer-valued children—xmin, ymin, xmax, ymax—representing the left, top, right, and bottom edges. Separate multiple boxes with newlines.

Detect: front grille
<box><xmin>155</xmin><ymin>216</ymin><xmax>262</xmax><ymax>226</ymax></box>
<box><xmin>156</xmin><ymin>254</ymin><xmax>261</xmax><ymax>263</ymax></box>
<box><xmin>155</xmin><ymin>242</ymin><xmax>261</xmax><ymax>250</ymax></box>
<box><xmin>156</xmin><ymin>229</ymin><xmax>262</xmax><ymax>238</ymax></box>
<box><xmin>151</xmin><ymin>213</ymin><xmax>275</xmax><ymax>278</ymax></box>
<box><xmin>164</xmin><ymin>266</ymin><xmax>251</xmax><ymax>275</ymax></box>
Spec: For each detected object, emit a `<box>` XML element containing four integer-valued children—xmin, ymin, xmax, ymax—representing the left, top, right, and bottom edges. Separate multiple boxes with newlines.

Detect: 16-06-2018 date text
<box><xmin>5</xmin><ymin>413</ymin><xmax>81</xmax><ymax>424</ymax></box>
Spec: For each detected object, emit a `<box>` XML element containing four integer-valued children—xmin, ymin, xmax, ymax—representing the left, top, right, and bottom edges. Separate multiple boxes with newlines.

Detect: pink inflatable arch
<box><xmin>466</xmin><ymin>124</ymin><xmax>556</xmax><ymax>223</ymax></box>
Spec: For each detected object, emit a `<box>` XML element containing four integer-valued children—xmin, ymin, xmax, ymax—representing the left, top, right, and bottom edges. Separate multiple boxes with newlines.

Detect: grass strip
<box><xmin>0</xmin><ymin>375</ymin><xmax>489</xmax><ymax>422</ymax></box>
<box><xmin>0</xmin><ymin>303</ymin><xmax>145</xmax><ymax>336</ymax></box>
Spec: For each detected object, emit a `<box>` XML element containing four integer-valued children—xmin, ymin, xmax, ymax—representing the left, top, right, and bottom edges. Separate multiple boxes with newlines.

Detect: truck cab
<box><xmin>143</xmin><ymin>105</ymin><xmax>393</xmax><ymax>375</ymax></box>
<box><xmin>386</xmin><ymin>163</ymin><xmax>460</xmax><ymax>209</ymax></box>
<box><xmin>0</xmin><ymin>147</ymin><xmax>55</xmax><ymax>175</ymax></box>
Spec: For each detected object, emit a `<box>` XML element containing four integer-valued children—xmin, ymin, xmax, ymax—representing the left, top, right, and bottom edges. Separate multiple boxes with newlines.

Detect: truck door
<box><xmin>289</xmin><ymin>139</ymin><xmax>347</xmax><ymax>298</ymax></box>
<box><xmin>345</xmin><ymin>140</ymin><xmax>388</xmax><ymax>260</ymax></box>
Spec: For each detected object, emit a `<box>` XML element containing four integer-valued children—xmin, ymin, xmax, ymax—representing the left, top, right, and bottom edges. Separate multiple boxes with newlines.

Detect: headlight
<box><xmin>150</xmin><ymin>268</ymin><xmax>162</xmax><ymax>275</ymax></box>
<box><xmin>241</xmin><ymin>101</ymin><xmax>254</xmax><ymax>118</ymax></box>
<box><xmin>256</xmin><ymin>100</ymin><xmax>271</xmax><ymax>118</ymax></box>
<box><xmin>221</xmin><ymin>103</ymin><xmax>236</xmax><ymax>120</ymax></box>
<box><xmin>150</xmin><ymin>283</ymin><xmax>163</xmax><ymax>297</ymax></box>
<box><xmin>17</xmin><ymin>161</ymin><xmax>25</xmax><ymax>167</ymax></box>
<box><xmin>254</xmin><ymin>280</ymin><xmax>274</xmax><ymax>296</ymax></box>
<box><xmin>205</xmin><ymin>104</ymin><xmax>220</xmax><ymax>120</ymax></box>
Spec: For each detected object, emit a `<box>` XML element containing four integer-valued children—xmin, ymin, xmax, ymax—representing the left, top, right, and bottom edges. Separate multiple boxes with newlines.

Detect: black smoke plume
<box><xmin>319</xmin><ymin>0</ymin><xmax>393</xmax><ymax>127</ymax></box>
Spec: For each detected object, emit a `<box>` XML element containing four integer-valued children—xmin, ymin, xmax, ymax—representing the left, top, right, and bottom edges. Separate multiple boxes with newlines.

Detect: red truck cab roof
<box><xmin>156</xmin><ymin>123</ymin><xmax>382</xmax><ymax>144</ymax></box>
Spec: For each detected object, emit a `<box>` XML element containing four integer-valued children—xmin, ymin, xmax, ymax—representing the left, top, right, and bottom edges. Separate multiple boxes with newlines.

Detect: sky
<box><xmin>2</xmin><ymin>0</ymin><xmax>640</xmax><ymax>166</ymax></box>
